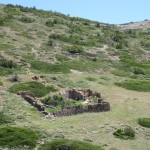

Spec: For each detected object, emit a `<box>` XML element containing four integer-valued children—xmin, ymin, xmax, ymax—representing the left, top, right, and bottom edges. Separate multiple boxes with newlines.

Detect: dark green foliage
<box><xmin>133</xmin><ymin>67</ymin><xmax>145</xmax><ymax>75</ymax></box>
<box><xmin>113</xmin><ymin>127</ymin><xmax>135</xmax><ymax>140</ymax></box>
<box><xmin>0</xmin><ymin>81</ymin><xmax>3</xmax><ymax>86</ymax></box>
<box><xmin>115</xmin><ymin>80</ymin><xmax>150</xmax><ymax>92</ymax></box>
<box><xmin>30</xmin><ymin>60</ymin><xmax>70</xmax><ymax>74</ymax></box>
<box><xmin>38</xmin><ymin>139</ymin><xmax>104</xmax><ymax>150</ymax></box>
<box><xmin>65</xmin><ymin>45</ymin><xmax>84</xmax><ymax>54</ymax></box>
<box><xmin>0</xmin><ymin>112</ymin><xmax>12</xmax><ymax>125</ymax></box>
<box><xmin>85</xmin><ymin>77</ymin><xmax>97</xmax><ymax>81</ymax></box>
<box><xmin>138</xmin><ymin>118</ymin><xmax>150</xmax><ymax>128</ymax></box>
<box><xmin>45</xmin><ymin>20</ymin><xmax>54</xmax><ymax>27</ymax></box>
<box><xmin>0</xmin><ymin>67</ymin><xmax>14</xmax><ymax>76</ymax></box>
<box><xmin>0</xmin><ymin>127</ymin><xmax>40</xmax><ymax>149</ymax></box>
<box><xmin>20</xmin><ymin>16</ymin><xmax>34</xmax><ymax>23</ymax></box>
<box><xmin>9</xmin><ymin>81</ymin><xmax>56</xmax><ymax>97</ymax></box>
<box><xmin>0</xmin><ymin>18</ymin><xmax>4</xmax><ymax>26</ymax></box>
<box><xmin>0</xmin><ymin>55</ymin><xmax>17</xmax><ymax>68</ymax></box>
<box><xmin>43</xmin><ymin>95</ymin><xmax>64</xmax><ymax>106</ymax></box>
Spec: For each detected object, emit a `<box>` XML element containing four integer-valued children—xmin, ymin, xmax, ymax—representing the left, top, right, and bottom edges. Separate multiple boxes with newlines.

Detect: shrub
<box><xmin>115</xmin><ymin>80</ymin><xmax>150</xmax><ymax>92</ymax></box>
<box><xmin>0</xmin><ymin>56</ymin><xmax>17</xmax><ymax>68</ymax></box>
<box><xmin>9</xmin><ymin>81</ymin><xmax>56</xmax><ymax>97</ymax></box>
<box><xmin>43</xmin><ymin>95</ymin><xmax>64</xmax><ymax>106</ymax></box>
<box><xmin>20</xmin><ymin>16</ymin><xmax>34</xmax><ymax>23</ymax></box>
<box><xmin>0</xmin><ymin>81</ymin><xmax>3</xmax><ymax>86</ymax></box>
<box><xmin>85</xmin><ymin>77</ymin><xmax>97</xmax><ymax>81</ymax></box>
<box><xmin>0</xmin><ymin>18</ymin><xmax>4</xmax><ymax>26</ymax></box>
<box><xmin>38</xmin><ymin>139</ymin><xmax>104</xmax><ymax>150</ymax></box>
<box><xmin>30</xmin><ymin>60</ymin><xmax>70</xmax><ymax>74</ymax></box>
<box><xmin>0</xmin><ymin>127</ymin><xmax>40</xmax><ymax>149</ymax></box>
<box><xmin>65</xmin><ymin>45</ymin><xmax>84</xmax><ymax>54</ymax></box>
<box><xmin>133</xmin><ymin>67</ymin><xmax>145</xmax><ymax>75</ymax></box>
<box><xmin>138</xmin><ymin>118</ymin><xmax>150</xmax><ymax>128</ymax></box>
<box><xmin>113</xmin><ymin>126</ymin><xmax>135</xmax><ymax>139</ymax></box>
<box><xmin>0</xmin><ymin>112</ymin><xmax>12</xmax><ymax>125</ymax></box>
<box><xmin>45</xmin><ymin>20</ymin><xmax>54</xmax><ymax>27</ymax></box>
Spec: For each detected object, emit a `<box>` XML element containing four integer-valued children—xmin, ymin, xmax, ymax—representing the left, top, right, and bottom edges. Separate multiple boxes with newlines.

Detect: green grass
<box><xmin>0</xmin><ymin>67</ymin><xmax>14</xmax><ymax>76</ymax></box>
<box><xmin>9</xmin><ymin>81</ymin><xmax>56</xmax><ymax>97</ymax></box>
<box><xmin>113</xmin><ymin>126</ymin><xmax>135</xmax><ymax>140</ymax></box>
<box><xmin>38</xmin><ymin>139</ymin><xmax>104</xmax><ymax>150</ymax></box>
<box><xmin>115</xmin><ymin>80</ymin><xmax>150</xmax><ymax>92</ymax></box>
<box><xmin>0</xmin><ymin>80</ymin><xmax>3</xmax><ymax>86</ymax></box>
<box><xmin>30</xmin><ymin>60</ymin><xmax>70</xmax><ymax>74</ymax></box>
<box><xmin>0</xmin><ymin>112</ymin><xmax>12</xmax><ymax>125</ymax></box>
<box><xmin>138</xmin><ymin>118</ymin><xmax>150</xmax><ymax>128</ymax></box>
<box><xmin>0</xmin><ymin>127</ymin><xmax>40</xmax><ymax>149</ymax></box>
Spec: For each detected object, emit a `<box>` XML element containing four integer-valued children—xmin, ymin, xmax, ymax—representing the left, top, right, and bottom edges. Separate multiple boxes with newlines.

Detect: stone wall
<box><xmin>18</xmin><ymin>89</ymin><xmax>110</xmax><ymax>118</ymax></box>
<box><xmin>53</xmin><ymin>101</ymin><xmax>110</xmax><ymax>117</ymax></box>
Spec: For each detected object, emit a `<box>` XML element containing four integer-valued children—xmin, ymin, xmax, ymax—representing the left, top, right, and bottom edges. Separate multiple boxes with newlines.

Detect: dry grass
<box><xmin>1</xmin><ymin>73</ymin><xmax>150</xmax><ymax>150</ymax></box>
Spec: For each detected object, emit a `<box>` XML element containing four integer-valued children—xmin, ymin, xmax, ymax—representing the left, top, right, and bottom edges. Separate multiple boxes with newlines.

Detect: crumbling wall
<box><xmin>18</xmin><ymin>89</ymin><xmax>110</xmax><ymax>118</ymax></box>
<box><xmin>18</xmin><ymin>91</ymin><xmax>45</xmax><ymax>112</ymax></box>
<box><xmin>64</xmin><ymin>89</ymin><xmax>101</xmax><ymax>100</ymax></box>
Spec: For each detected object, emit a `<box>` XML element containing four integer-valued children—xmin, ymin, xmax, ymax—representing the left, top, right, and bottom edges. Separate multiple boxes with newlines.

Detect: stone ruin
<box><xmin>18</xmin><ymin>89</ymin><xmax>110</xmax><ymax>118</ymax></box>
<box><xmin>18</xmin><ymin>91</ymin><xmax>46</xmax><ymax>112</ymax></box>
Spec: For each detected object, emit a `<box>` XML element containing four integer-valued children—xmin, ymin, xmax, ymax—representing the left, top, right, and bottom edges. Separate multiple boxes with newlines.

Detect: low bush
<box><xmin>30</xmin><ymin>60</ymin><xmax>70</xmax><ymax>74</ymax></box>
<box><xmin>85</xmin><ymin>77</ymin><xmax>97</xmax><ymax>81</ymax></box>
<box><xmin>9</xmin><ymin>81</ymin><xmax>56</xmax><ymax>97</ymax></box>
<box><xmin>0</xmin><ymin>81</ymin><xmax>3</xmax><ymax>86</ymax></box>
<box><xmin>65</xmin><ymin>45</ymin><xmax>84</xmax><ymax>54</ymax></box>
<box><xmin>138</xmin><ymin>118</ymin><xmax>150</xmax><ymax>128</ymax></box>
<box><xmin>38</xmin><ymin>139</ymin><xmax>104</xmax><ymax>150</ymax></box>
<box><xmin>0</xmin><ymin>55</ymin><xmax>17</xmax><ymax>68</ymax></box>
<box><xmin>0</xmin><ymin>112</ymin><xmax>12</xmax><ymax>125</ymax></box>
<box><xmin>115</xmin><ymin>80</ymin><xmax>150</xmax><ymax>92</ymax></box>
<box><xmin>113</xmin><ymin>126</ymin><xmax>135</xmax><ymax>140</ymax></box>
<box><xmin>0</xmin><ymin>127</ymin><xmax>40</xmax><ymax>149</ymax></box>
<box><xmin>20</xmin><ymin>16</ymin><xmax>34</xmax><ymax>23</ymax></box>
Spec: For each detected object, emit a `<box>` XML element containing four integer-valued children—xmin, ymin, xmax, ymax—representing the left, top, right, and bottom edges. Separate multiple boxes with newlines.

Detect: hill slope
<box><xmin>0</xmin><ymin>4</ymin><xmax>150</xmax><ymax>150</ymax></box>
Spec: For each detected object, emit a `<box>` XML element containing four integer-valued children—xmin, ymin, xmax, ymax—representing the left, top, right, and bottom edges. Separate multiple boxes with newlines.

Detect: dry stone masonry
<box><xmin>18</xmin><ymin>89</ymin><xmax>110</xmax><ymax>118</ymax></box>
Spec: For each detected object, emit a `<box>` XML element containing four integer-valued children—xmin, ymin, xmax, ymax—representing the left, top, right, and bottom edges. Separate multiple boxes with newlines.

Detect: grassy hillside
<box><xmin>0</xmin><ymin>4</ymin><xmax>150</xmax><ymax>150</ymax></box>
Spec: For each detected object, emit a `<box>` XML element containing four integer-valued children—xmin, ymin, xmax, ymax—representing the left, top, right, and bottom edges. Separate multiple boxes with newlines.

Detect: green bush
<box><xmin>0</xmin><ymin>18</ymin><xmax>4</xmax><ymax>26</ymax></box>
<box><xmin>133</xmin><ymin>67</ymin><xmax>145</xmax><ymax>75</ymax></box>
<box><xmin>45</xmin><ymin>20</ymin><xmax>54</xmax><ymax>27</ymax></box>
<box><xmin>65</xmin><ymin>45</ymin><xmax>84</xmax><ymax>54</ymax></box>
<box><xmin>0</xmin><ymin>55</ymin><xmax>17</xmax><ymax>68</ymax></box>
<box><xmin>0</xmin><ymin>81</ymin><xmax>3</xmax><ymax>86</ymax></box>
<box><xmin>38</xmin><ymin>139</ymin><xmax>104</xmax><ymax>150</ymax></box>
<box><xmin>9</xmin><ymin>81</ymin><xmax>56</xmax><ymax>97</ymax></box>
<box><xmin>20</xmin><ymin>16</ymin><xmax>34</xmax><ymax>23</ymax></box>
<box><xmin>43</xmin><ymin>94</ymin><xmax>64</xmax><ymax>106</ymax></box>
<box><xmin>0</xmin><ymin>127</ymin><xmax>40</xmax><ymax>149</ymax></box>
<box><xmin>138</xmin><ymin>118</ymin><xmax>150</xmax><ymax>128</ymax></box>
<box><xmin>0</xmin><ymin>112</ymin><xmax>12</xmax><ymax>125</ymax></box>
<box><xmin>85</xmin><ymin>77</ymin><xmax>97</xmax><ymax>81</ymax></box>
<box><xmin>113</xmin><ymin>126</ymin><xmax>135</xmax><ymax>140</ymax></box>
<box><xmin>30</xmin><ymin>60</ymin><xmax>70</xmax><ymax>74</ymax></box>
<box><xmin>115</xmin><ymin>80</ymin><xmax>150</xmax><ymax>92</ymax></box>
